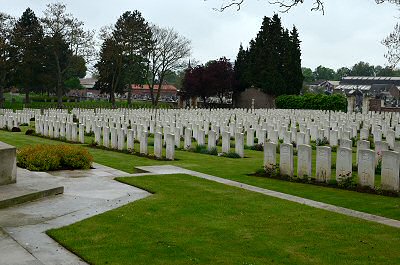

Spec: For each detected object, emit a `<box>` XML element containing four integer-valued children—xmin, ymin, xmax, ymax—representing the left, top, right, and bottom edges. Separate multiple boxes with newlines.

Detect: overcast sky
<box><xmin>2</xmin><ymin>0</ymin><xmax>399</xmax><ymax>70</ymax></box>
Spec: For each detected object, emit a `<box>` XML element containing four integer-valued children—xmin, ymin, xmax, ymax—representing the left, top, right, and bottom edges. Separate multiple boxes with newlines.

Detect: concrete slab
<box><xmin>0</xmin><ymin>168</ymin><xmax>63</xmax><ymax>209</ymax></box>
<box><xmin>0</xmin><ymin>163</ymin><xmax>150</xmax><ymax>265</ymax></box>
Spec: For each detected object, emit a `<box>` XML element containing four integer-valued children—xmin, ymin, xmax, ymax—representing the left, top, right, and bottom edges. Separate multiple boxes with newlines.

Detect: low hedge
<box><xmin>17</xmin><ymin>144</ymin><xmax>93</xmax><ymax>171</ymax></box>
<box><xmin>275</xmin><ymin>94</ymin><xmax>347</xmax><ymax>112</ymax></box>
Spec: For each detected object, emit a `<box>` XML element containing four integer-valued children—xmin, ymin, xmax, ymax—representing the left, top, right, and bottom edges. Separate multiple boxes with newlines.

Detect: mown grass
<box><xmin>47</xmin><ymin>174</ymin><xmax>400</xmax><ymax>265</ymax></box>
<box><xmin>0</xmin><ymin>128</ymin><xmax>399</xmax><ymax>220</ymax></box>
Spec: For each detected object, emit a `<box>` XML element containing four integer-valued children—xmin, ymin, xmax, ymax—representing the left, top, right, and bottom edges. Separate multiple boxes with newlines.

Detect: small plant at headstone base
<box><xmin>278</xmin><ymin>139</ymin><xmax>283</xmax><ymax>144</ymax></box>
<box><xmin>331</xmin><ymin>146</ymin><xmax>338</xmax><ymax>153</ymax></box>
<box><xmin>11</xmin><ymin>127</ymin><xmax>21</xmax><ymax>132</ymax></box>
<box><xmin>208</xmin><ymin>147</ymin><xmax>218</xmax><ymax>156</ymax></box>
<box><xmin>25</xmin><ymin>129</ymin><xmax>35</xmax><ymax>135</ymax></box>
<box><xmin>249</xmin><ymin>143</ymin><xmax>263</xmax><ymax>151</ymax></box>
<box><xmin>291</xmin><ymin>141</ymin><xmax>297</xmax><ymax>148</ymax></box>
<box><xmin>316</xmin><ymin>137</ymin><xmax>329</xmax><ymax>146</ymax></box>
<box><xmin>293</xmin><ymin>148</ymin><xmax>298</xmax><ymax>156</ymax></box>
<box><xmin>368</xmin><ymin>135</ymin><xmax>375</xmax><ymax>149</ymax></box>
<box><xmin>337</xmin><ymin>172</ymin><xmax>356</xmax><ymax>189</ymax></box>
<box><xmin>220</xmin><ymin>151</ymin><xmax>241</xmax><ymax>159</ymax></box>
<box><xmin>375</xmin><ymin>152</ymin><xmax>382</xmax><ymax>174</ymax></box>
<box><xmin>89</xmin><ymin>140</ymin><xmax>98</xmax><ymax>147</ymax></box>
<box><xmin>351</xmin><ymin>137</ymin><xmax>357</xmax><ymax>147</ymax></box>
<box><xmin>84</xmin><ymin>131</ymin><xmax>95</xmax><ymax>137</ymax></box>
<box><xmin>263</xmin><ymin>163</ymin><xmax>280</xmax><ymax>178</ymax></box>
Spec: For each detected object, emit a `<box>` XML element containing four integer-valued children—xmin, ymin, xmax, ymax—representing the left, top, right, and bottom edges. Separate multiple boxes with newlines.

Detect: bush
<box><xmin>25</xmin><ymin>129</ymin><xmax>35</xmax><ymax>135</ymax></box>
<box><xmin>276</xmin><ymin>94</ymin><xmax>347</xmax><ymax>112</ymax></box>
<box><xmin>221</xmin><ymin>152</ymin><xmax>241</xmax><ymax>158</ymax></box>
<box><xmin>11</xmin><ymin>127</ymin><xmax>21</xmax><ymax>132</ymax></box>
<box><xmin>17</xmin><ymin>144</ymin><xmax>93</xmax><ymax>171</ymax></box>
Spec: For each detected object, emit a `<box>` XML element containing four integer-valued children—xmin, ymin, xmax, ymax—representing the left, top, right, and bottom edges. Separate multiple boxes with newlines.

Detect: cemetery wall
<box><xmin>235</xmin><ymin>87</ymin><xmax>275</xmax><ymax>109</ymax></box>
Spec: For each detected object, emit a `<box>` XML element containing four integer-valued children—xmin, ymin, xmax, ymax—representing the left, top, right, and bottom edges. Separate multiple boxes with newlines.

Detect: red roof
<box><xmin>131</xmin><ymin>84</ymin><xmax>177</xmax><ymax>92</ymax></box>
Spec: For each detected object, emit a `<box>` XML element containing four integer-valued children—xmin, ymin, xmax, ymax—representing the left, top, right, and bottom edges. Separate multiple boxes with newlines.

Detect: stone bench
<box><xmin>0</xmin><ymin>142</ymin><xmax>16</xmax><ymax>185</ymax></box>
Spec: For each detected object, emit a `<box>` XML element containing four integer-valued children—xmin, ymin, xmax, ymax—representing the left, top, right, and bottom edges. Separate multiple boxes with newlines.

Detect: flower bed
<box><xmin>17</xmin><ymin>144</ymin><xmax>93</xmax><ymax>171</ymax></box>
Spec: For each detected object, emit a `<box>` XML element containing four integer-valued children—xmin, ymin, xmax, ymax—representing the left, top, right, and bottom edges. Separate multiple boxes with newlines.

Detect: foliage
<box><xmin>316</xmin><ymin>136</ymin><xmax>329</xmax><ymax>146</ymax></box>
<box><xmin>25</xmin><ymin>129</ymin><xmax>35</xmax><ymax>135</ymax></box>
<box><xmin>220</xmin><ymin>151</ymin><xmax>241</xmax><ymax>158</ymax></box>
<box><xmin>275</xmin><ymin>93</ymin><xmax>347</xmax><ymax>111</ymax></box>
<box><xmin>182</xmin><ymin>57</ymin><xmax>235</xmax><ymax>103</ymax></box>
<box><xmin>233</xmin><ymin>14</ymin><xmax>303</xmax><ymax>96</ymax></box>
<box><xmin>147</xmin><ymin>25</ymin><xmax>191</xmax><ymax>106</ymax></box>
<box><xmin>9</xmin><ymin>8</ymin><xmax>45</xmax><ymax>104</ymax></box>
<box><xmin>188</xmin><ymin>144</ymin><xmax>218</xmax><ymax>156</ymax></box>
<box><xmin>11</xmin><ymin>127</ymin><xmax>21</xmax><ymax>132</ymax></box>
<box><xmin>17</xmin><ymin>144</ymin><xmax>93</xmax><ymax>171</ymax></box>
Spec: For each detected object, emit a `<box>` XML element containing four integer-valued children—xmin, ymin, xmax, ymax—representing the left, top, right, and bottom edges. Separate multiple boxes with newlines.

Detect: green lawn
<box><xmin>47</xmin><ymin>174</ymin><xmax>400</xmax><ymax>265</ymax></box>
<box><xmin>0</xmin><ymin>128</ymin><xmax>399</xmax><ymax>220</ymax></box>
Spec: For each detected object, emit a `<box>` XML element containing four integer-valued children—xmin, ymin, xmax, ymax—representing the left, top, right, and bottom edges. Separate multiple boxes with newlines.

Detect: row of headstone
<box><xmin>264</xmin><ymin>142</ymin><xmax>399</xmax><ymax>192</ymax></box>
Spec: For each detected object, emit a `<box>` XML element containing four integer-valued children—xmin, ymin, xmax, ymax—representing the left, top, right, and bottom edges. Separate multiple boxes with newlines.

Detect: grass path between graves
<box><xmin>0</xmin><ymin>129</ymin><xmax>399</xmax><ymax>221</ymax></box>
<box><xmin>47</xmin><ymin>174</ymin><xmax>400</xmax><ymax>265</ymax></box>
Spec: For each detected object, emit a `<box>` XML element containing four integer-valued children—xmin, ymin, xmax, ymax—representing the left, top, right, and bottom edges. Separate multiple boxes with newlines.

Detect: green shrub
<box><xmin>25</xmin><ymin>129</ymin><xmax>35</xmax><ymax>135</ymax></box>
<box><xmin>17</xmin><ymin>144</ymin><xmax>93</xmax><ymax>171</ymax></box>
<box><xmin>221</xmin><ymin>152</ymin><xmax>241</xmax><ymax>158</ymax></box>
<box><xmin>276</xmin><ymin>94</ymin><xmax>347</xmax><ymax>112</ymax></box>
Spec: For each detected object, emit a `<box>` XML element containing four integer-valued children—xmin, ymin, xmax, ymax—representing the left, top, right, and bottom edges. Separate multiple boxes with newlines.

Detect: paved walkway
<box><xmin>1</xmin><ymin>163</ymin><xmax>399</xmax><ymax>265</ymax></box>
<box><xmin>137</xmin><ymin>165</ymin><xmax>400</xmax><ymax>229</ymax></box>
<box><xmin>0</xmin><ymin>163</ymin><xmax>149</xmax><ymax>265</ymax></box>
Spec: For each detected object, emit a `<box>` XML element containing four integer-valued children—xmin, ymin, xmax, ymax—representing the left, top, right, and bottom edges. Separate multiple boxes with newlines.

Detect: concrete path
<box><xmin>136</xmin><ymin>165</ymin><xmax>400</xmax><ymax>229</ymax></box>
<box><xmin>0</xmin><ymin>163</ymin><xmax>150</xmax><ymax>265</ymax></box>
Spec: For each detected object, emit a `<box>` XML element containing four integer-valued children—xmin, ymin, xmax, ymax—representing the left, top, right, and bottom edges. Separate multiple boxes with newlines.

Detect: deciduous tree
<box><xmin>147</xmin><ymin>25</ymin><xmax>191</xmax><ymax>106</ymax></box>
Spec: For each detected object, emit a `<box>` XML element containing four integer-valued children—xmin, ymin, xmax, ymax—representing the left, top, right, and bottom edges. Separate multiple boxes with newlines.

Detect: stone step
<box><xmin>0</xmin><ymin>186</ymin><xmax>64</xmax><ymax>209</ymax></box>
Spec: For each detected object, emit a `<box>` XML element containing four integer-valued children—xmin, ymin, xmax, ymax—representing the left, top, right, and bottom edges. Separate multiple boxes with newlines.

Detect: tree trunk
<box><xmin>54</xmin><ymin>52</ymin><xmax>63</xmax><ymax>108</ymax></box>
<box><xmin>155</xmin><ymin>76</ymin><xmax>165</xmax><ymax>107</ymax></box>
<box><xmin>127</xmin><ymin>85</ymin><xmax>132</xmax><ymax>107</ymax></box>
<box><xmin>110</xmin><ymin>88</ymin><xmax>116</xmax><ymax>108</ymax></box>
<box><xmin>0</xmin><ymin>87</ymin><xmax>4</xmax><ymax>108</ymax></box>
<box><xmin>25</xmin><ymin>90</ymin><xmax>30</xmax><ymax>105</ymax></box>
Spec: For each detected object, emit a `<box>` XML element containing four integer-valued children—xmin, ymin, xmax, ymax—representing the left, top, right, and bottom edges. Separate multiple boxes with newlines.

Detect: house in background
<box><xmin>308</xmin><ymin>80</ymin><xmax>339</xmax><ymax>94</ymax></box>
<box><xmin>131</xmin><ymin>84</ymin><xmax>178</xmax><ymax>102</ymax></box>
<box><xmin>335</xmin><ymin>76</ymin><xmax>400</xmax><ymax>112</ymax></box>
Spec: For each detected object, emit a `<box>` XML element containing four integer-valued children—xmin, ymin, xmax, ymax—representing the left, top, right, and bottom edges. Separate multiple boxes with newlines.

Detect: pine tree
<box><xmin>9</xmin><ymin>8</ymin><xmax>45</xmax><ymax>103</ymax></box>
<box><xmin>288</xmin><ymin>26</ymin><xmax>303</xmax><ymax>94</ymax></box>
<box><xmin>233</xmin><ymin>14</ymin><xmax>303</xmax><ymax>96</ymax></box>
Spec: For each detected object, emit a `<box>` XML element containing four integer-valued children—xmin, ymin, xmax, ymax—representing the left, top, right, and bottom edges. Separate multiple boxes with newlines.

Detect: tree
<box><xmin>113</xmin><ymin>11</ymin><xmax>152</xmax><ymax>106</ymax></box>
<box><xmin>336</xmin><ymin>67</ymin><xmax>351</xmax><ymax>80</ymax></box>
<box><xmin>41</xmin><ymin>2</ymin><xmax>94</xmax><ymax>107</ymax></box>
<box><xmin>0</xmin><ymin>13</ymin><xmax>13</xmax><ymax>108</ymax></box>
<box><xmin>350</xmin><ymin>61</ymin><xmax>375</xmax><ymax>76</ymax></box>
<box><xmin>234</xmin><ymin>14</ymin><xmax>303</xmax><ymax>96</ymax></box>
<box><xmin>9</xmin><ymin>8</ymin><xmax>45</xmax><ymax>103</ymax></box>
<box><xmin>302</xmin><ymin>67</ymin><xmax>315</xmax><ymax>83</ymax></box>
<box><xmin>204</xmin><ymin>57</ymin><xmax>235</xmax><ymax>103</ymax></box>
<box><xmin>147</xmin><ymin>25</ymin><xmax>191</xmax><ymax>106</ymax></box>
<box><xmin>313</xmin><ymin>65</ymin><xmax>336</xmax><ymax>80</ymax></box>
<box><xmin>94</xmin><ymin>37</ymin><xmax>126</xmax><ymax>106</ymax></box>
<box><xmin>182</xmin><ymin>64</ymin><xmax>213</xmax><ymax>103</ymax></box>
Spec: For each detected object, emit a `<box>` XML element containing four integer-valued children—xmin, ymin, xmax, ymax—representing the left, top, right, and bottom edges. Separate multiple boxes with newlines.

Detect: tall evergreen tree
<box><xmin>288</xmin><ymin>26</ymin><xmax>303</xmax><ymax>94</ymax></box>
<box><xmin>9</xmin><ymin>8</ymin><xmax>45</xmax><ymax>103</ymax></box>
<box><xmin>233</xmin><ymin>14</ymin><xmax>303</xmax><ymax>97</ymax></box>
<box><xmin>0</xmin><ymin>13</ymin><xmax>13</xmax><ymax>108</ymax></box>
<box><xmin>113</xmin><ymin>11</ymin><xmax>152</xmax><ymax>106</ymax></box>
